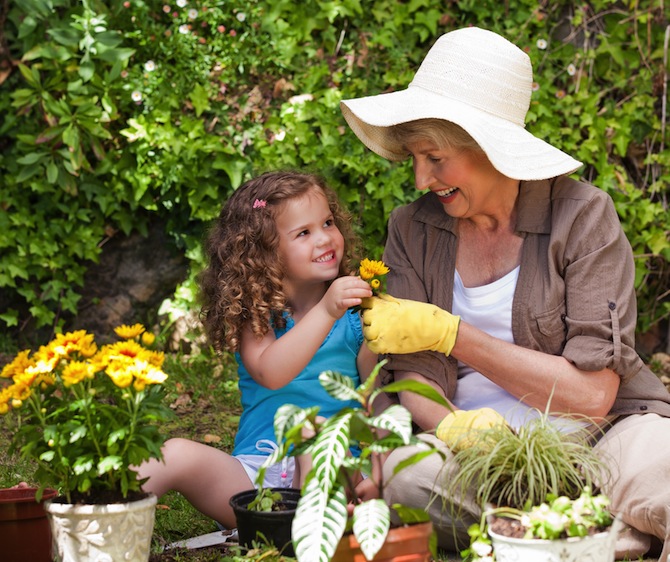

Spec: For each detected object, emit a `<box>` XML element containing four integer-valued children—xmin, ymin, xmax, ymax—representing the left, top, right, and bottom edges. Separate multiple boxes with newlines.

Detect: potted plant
<box><xmin>442</xmin><ymin>409</ymin><xmax>618</xmax><ymax>562</ymax></box>
<box><xmin>0</xmin><ymin>485</ymin><xmax>58</xmax><ymax>562</ymax></box>
<box><xmin>0</xmin><ymin>324</ymin><xmax>173</xmax><ymax>562</ymax></box>
<box><xmin>464</xmin><ymin>487</ymin><xmax>621</xmax><ymax>562</ymax></box>
<box><xmin>229</xmin><ymin>486</ymin><xmax>301</xmax><ymax>556</ymax></box>
<box><xmin>261</xmin><ymin>359</ymin><xmax>451</xmax><ymax>562</ymax></box>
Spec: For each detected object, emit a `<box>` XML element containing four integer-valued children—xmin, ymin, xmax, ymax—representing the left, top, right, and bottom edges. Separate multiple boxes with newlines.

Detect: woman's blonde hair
<box><xmin>198</xmin><ymin>170</ymin><xmax>360</xmax><ymax>352</ymax></box>
<box><xmin>391</xmin><ymin>118</ymin><xmax>484</xmax><ymax>154</ymax></box>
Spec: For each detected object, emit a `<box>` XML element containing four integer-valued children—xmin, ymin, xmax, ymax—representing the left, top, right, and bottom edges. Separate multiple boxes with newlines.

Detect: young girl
<box><xmin>138</xmin><ymin>171</ymin><xmax>377</xmax><ymax>528</ymax></box>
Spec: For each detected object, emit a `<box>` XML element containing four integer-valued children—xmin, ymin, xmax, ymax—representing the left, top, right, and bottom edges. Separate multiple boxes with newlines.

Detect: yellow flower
<box><xmin>49</xmin><ymin>330</ymin><xmax>97</xmax><ymax>359</ymax></box>
<box><xmin>61</xmin><ymin>361</ymin><xmax>94</xmax><ymax>387</ymax></box>
<box><xmin>115</xmin><ymin>323</ymin><xmax>146</xmax><ymax>340</ymax></box>
<box><xmin>1</xmin><ymin>350</ymin><xmax>33</xmax><ymax>378</ymax></box>
<box><xmin>359</xmin><ymin>258</ymin><xmax>390</xmax><ymax>281</ymax></box>
<box><xmin>97</xmin><ymin>340</ymin><xmax>146</xmax><ymax>367</ymax></box>
<box><xmin>106</xmin><ymin>364</ymin><xmax>134</xmax><ymax>388</ymax></box>
<box><xmin>370</xmin><ymin>279</ymin><xmax>381</xmax><ymax>289</ymax></box>
<box><xmin>0</xmin><ymin>387</ymin><xmax>12</xmax><ymax>414</ymax></box>
<box><xmin>141</xmin><ymin>331</ymin><xmax>156</xmax><ymax>346</ymax></box>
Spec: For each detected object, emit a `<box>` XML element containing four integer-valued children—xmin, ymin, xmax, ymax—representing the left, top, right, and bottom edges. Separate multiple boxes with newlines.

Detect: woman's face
<box><xmin>275</xmin><ymin>189</ymin><xmax>345</xmax><ymax>288</ymax></box>
<box><xmin>407</xmin><ymin>139</ymin><xmax>510</xmax><ymax>219</ymax></box>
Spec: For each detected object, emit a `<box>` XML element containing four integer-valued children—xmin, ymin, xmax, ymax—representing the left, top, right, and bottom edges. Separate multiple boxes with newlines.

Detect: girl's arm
<box><xmin>239</xmin><ymin>276</ymin><xmax>372</xmax><ymax>389</ymax></box>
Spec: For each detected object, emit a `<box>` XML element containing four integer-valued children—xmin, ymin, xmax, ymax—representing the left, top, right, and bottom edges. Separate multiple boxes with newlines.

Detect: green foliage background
<box><xmin>1</xmin><ymin>0</ymin><xmax>668</xmax><ymax>337</ymax></box>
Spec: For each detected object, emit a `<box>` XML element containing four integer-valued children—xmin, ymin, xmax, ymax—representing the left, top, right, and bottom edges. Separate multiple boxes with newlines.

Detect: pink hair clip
<box><xmin>253</xmin><ymin>198</ymin><xmax>267</xmax><ymax>209</ymax></box>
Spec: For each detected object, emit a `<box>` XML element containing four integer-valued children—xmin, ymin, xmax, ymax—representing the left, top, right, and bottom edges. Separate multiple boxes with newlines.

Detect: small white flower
<box><xmin>144</xmin><ymin>60</ymin><xmax>156</xmax><ymax>72</ymax></box>
<box><xmin>472</xmin><ymin>540</ymin><xmax>493</xmax><ymax>557</ymax></box>
<box><xmin>176</xmin><ymin>0</ymin><xmax>187</xmax><ymax>6</ymax></box>
<box><xmin>288</xmin><ymin>93</ymin><xmax>314</xmax><ymax>105</ymax></box>
<box><xmin>536</xmin><ymin>38</ymin><xmax>548</xmax><ymax>50</ymax></box>
<box><xmin>131</xmin><ymin>90</ymin><xmax>142</xmax><ymax>102</ymax></box>
<box><xmin>531</xmin><ymin>82</ymin><xmax>540</xmax><ymax>92</ymax></box>
<box><xmin>275</xmin><ymin>130</ymin><xmax>286</xmax><ymax>141</ymax></box>
<box><xmin>188</xmin><ymin>8</ymin><xmax>198</xmax><ymax>19</ymax></box>
<box><xmin>178</xmin><ymin>24</ymin><xmax>190</xmax><ymax>34</ymax></box>
<box><xmin>236</xmin><ymin>12</ymin><xmax>246</xmax><ymax>22</ymax></box>
<box><xmin>567</xmin><ymin>63</ymin><xmax>577</xmax><ymax>76</ymax></box>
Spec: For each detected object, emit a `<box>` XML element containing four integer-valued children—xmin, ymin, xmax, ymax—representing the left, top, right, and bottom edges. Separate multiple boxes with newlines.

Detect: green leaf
<box><xmin>189</xmin><ymin>83</ymin><xmax>210</xmax><ymax>117</ymax></box>
<box><xmin>292</xmin><ymin>479</ymin><xmax>348</xmax><ymax>562</ymax></box>
<box><xmin>318</xmin><ymin>370</ymin><xmax>361</xmax><ymax>404</ymax></box>
<box><xmin>365</xmin><ymin>404</ymin><xmax>413</xmax><ymax>444</ymax></box>
<box><xmin>352</xmin><ymin>499</ymin><xmax>390</xmax><ymax>560</ymax></box>
<box><xmin>310</xmin><ymin>413</ymin><xmax>352</xmax><ymax>489</ymax></box>
<box><xmin>381</xmin><ymin>379</ymin><xmax>451</xmax><ymax>408</ymax></box>
<box><xmin>392</xmin><ymin>503</ymin><xmax>431</xmax><ymax>524</ymax></box>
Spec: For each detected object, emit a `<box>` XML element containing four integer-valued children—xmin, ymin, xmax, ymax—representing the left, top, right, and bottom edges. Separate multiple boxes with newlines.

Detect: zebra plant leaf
<box><xmin>319</xmin><ymin>370</ymin><xmax>363</xmax><ymax>404</ymax></box>
<box><xmin>365</xmin><ymin>404</ymin><xmax>414</xmax><ymax>444</ymax></box>
<box><xmin>310</xmin><ymin>412</ymin><xmax>352</xmax><ymax>489</ymax></box>
<box><xmin>292</xmin><ymin>478</ymin><xmax>348</xmax><ymax>562</ymax></box>
<box><xmin>273</xmin><ymin>403</ymin><xmax>320</xmax><ymax>444</ymax></box>
<box><xmin>353</xmin><ymin>499</ymin><xmax>391</xmax><ymax>561</ymax></box>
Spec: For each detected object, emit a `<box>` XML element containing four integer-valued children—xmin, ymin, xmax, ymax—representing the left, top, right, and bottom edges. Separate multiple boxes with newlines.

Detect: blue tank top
<box><xmin>232</xmin><ymin>309</ymin><xmax>364</xmax><ymax>456</ymax></box>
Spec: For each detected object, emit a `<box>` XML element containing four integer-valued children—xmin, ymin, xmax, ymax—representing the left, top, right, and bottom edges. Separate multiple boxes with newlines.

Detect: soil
<box><xmin>489</xmin><ymin>516</ymin><xmax>607</xmax><ymax>539</ymax></box>
<box><xmin>149</xmin><ymin>545</ymin><xmax>232</xmax><ymax>562</ymax></box>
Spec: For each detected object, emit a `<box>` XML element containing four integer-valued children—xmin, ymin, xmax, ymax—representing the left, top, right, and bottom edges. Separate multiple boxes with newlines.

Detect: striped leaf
<box><xmin>318</xmin><ymin>370</ymin><xmax>362</xmax><ymax>404</ymax></box>
<box><xmin>310</xmin><ymin>412</ymin><xmax>352</xmax><ymax>489</ymax></box>
<box><xmin>292</xmin><ymin>478</ymin><xmax>348</xmax><ymax>562</ymax></box>
<box><xmin>353</xmin><ymin>499</ymin><xmax>390</xmax><ymax>561</ymax></box>
<box><xmin>365</xmin><ymin>404</ymin><xmax>413</xmax><ymax>444</ymax></box>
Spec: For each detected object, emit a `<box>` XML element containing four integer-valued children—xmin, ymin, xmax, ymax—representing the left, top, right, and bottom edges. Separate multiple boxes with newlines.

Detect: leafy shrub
<box><xmin>1</xmin><ymin>0</ymin><xmax>668</xmax><ymax>339</ymax></box>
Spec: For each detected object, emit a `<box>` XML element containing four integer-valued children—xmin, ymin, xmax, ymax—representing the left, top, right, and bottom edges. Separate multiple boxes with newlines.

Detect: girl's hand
<box><xmin>322</xmin><ymin>276</ymin><xmax>372</xmax><ymax>319</ymax></box>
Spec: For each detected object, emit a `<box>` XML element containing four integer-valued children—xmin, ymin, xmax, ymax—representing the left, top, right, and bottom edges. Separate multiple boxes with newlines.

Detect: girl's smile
<box><xmin>276</xmin><ymin>190</ymin><xmax>345</xmax><ymax>289</ymax></box>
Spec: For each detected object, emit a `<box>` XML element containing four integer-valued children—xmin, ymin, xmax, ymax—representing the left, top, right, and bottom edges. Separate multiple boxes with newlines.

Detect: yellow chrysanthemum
<box><xmin>104</xmin><ymin>340</ymin><xmax>145</xmax><ymax>360</ymax></box>
<box><xmin>140</xmin><ymin>331</ymin><xmax>156</xmax><ymax>346</ymax></box>
<box><xmin>61</xmin><ymin>361</ymin><xmax>95</xmax><ymax>387</ymax></box>
<box><xmin>1</xmin><ymin>350</ymin><xmax>33</xmax><ymax>379</ymax></box>
<box><xmin>0</xmin><ymin>387</ymin><xmax>13</xmax><ymax>414</ymax></box>
<box><xmin>135</xmin><ymin>364</ymin><xmax>168</xmax><ymax>387</ymax></box>
<box><xmin>9</xmin><ymin>382</ymin><xmax>32</xmax><ymax>401</ymax></box>
<box><xmin>106</xmin><ymin>365</ymin><xmax>134</xmax><ymax>389</ymax></box>
<box><xmin>49</xmin><ymin>330</ymin><xmax>97</xmax><ymax>359</ymax></box>
<box><xmin>359</xmin><ymin>258</ymin><xmax>390</xmax><ymax>281</ymax></box>
<box><xmin>145</xmin><ymin>350</ymin><xmax>165</xmax><ymax>368</ymax></box>
<box><xmin>115</xmin><ymin>323</ymin><xmax>146</xmax><ymax>340</ymax></box>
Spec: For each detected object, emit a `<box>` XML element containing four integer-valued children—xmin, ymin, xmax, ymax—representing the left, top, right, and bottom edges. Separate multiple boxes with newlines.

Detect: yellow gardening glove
<box><xmin>361</xmin><ymin>294</ymin><xmax>460</xmax><ymax>356</ymax></box>
<box><xmin>436</xmin><ymin>408</ymin><xmax>510</xmax><ymax>453</ymax></box>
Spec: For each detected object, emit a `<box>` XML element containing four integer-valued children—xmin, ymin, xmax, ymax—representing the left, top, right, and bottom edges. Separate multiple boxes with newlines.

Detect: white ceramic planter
<box><xmin>45</xmin><ymin>493</ymin><xmax>157</xmax><ymax>562</ymax></box>
<box><xmin>488</xmin><ymin>515</ymin><xmax>622</xmax><ymax>562</ymax></box>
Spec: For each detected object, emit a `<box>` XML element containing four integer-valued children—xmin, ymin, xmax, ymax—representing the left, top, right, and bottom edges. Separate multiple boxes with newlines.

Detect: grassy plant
<box><xmin>448</xmin><ymin>411</ymin><xmax>609</xmax><ymax>511</ymax></box>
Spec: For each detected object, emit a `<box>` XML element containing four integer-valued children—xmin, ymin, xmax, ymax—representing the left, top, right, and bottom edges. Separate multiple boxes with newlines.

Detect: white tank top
<box><xmin>452</xmin><ymin>267</ymin><xmax>580</xmax><ymax>430</ymax></box>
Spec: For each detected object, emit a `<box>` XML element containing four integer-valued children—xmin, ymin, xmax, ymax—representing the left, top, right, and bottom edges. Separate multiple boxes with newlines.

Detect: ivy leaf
<box><xmin>189</xmin><ymin>83</ymin><xmax>210</xmax><ymax>117</ymax></box>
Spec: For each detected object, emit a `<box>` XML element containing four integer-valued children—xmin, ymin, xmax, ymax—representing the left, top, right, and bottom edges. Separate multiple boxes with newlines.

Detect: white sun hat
<box><xmin>340</xmin><ymin>27</ymin><xmax>582</xmax><ymax>181</ymax></box>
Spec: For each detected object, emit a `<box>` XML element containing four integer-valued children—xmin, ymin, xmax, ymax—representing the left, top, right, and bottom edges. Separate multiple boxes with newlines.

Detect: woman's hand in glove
<box><xmin>361</xmin><ymin>294</ymin><xmax>460</xmax><ymax>355</ymax></box>
<box><xmin>436</xmin><ymin>407</ymin><xmax>510</xmax><ymax>452</ymax></box>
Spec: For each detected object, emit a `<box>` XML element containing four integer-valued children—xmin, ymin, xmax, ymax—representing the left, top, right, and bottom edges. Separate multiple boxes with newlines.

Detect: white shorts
<box><xmin>235</xmin><ymin>439</ymin><xmax>296</xmax><ymax>489</ymax></box>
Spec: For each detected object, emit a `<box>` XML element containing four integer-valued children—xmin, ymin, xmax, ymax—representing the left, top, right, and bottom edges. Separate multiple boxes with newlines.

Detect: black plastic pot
<box><xmin>230</xmin><ymin>487</ymin><xmax>300</xmax><ymax>557</ymax></box>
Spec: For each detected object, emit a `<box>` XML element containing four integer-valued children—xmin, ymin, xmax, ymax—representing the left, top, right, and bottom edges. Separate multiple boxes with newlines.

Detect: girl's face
<box><xmin>407</xmin><ymin>139</ymin><xmax>508</xmax><ymax>219</ymax></box>
<box><xmin>276</xmin><ymin>189</ymin><xmax>344</xmax><ymax>287</ymax></box>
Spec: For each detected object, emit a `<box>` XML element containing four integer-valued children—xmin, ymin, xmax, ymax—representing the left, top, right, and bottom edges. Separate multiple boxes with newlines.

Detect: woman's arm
<box><xmin>453</xmin><ymin>322</ymin><xmax>620</xmax><ymax>420</ymax></box>
<box><xmin>239</xmin><ymin>276</ymin><xmax>372</xmax><ymax>389</ymax></box>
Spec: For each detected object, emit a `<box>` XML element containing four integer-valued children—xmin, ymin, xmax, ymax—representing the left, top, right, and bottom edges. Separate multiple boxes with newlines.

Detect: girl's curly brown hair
<box><xmin>198</xmin><ymin>170</ymin><xmax>361</xmax><ymax>353</ymax></box>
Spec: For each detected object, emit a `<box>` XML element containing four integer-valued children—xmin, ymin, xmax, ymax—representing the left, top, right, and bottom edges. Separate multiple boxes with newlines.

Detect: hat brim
<box><xmin>341</xmin><ymin>86</ymin><xmax>582</xmax><ymax>181</ymax></box>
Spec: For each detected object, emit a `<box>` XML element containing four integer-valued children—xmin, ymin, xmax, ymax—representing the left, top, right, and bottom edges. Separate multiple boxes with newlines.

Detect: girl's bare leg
<box><xmin>138</xmin><ymin>437</ymin><xmax>253</xmax><ymax>528</ymax></box>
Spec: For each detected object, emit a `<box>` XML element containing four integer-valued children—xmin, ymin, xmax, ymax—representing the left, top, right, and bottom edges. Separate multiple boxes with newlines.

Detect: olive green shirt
<box><xmin>382</xmin><ymin>176</ymin><xmax>670</xmax><ymax>419</ymax></box>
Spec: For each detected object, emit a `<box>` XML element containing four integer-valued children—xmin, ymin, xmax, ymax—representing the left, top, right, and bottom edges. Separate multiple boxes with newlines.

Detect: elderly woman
<box><xmin>341</xmin><ymin>27</ymin><xmax>670</xmax><ymax>560</ymax></box>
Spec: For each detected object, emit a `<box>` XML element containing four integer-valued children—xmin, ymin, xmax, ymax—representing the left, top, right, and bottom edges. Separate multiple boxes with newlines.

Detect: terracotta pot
<box><xmin>45</xmin><ymin>492</ymin><xmax>157</xmax><ymax>562</ymax></box>
<box><xmin>488</xmin><ymin>515</ymin><xmax>623</xmax><ymax>562</ymax></box>
<box><xmin>230</xmin><ymin>487</ymin><xmax>300</xmax><ymax>557</ymax></box>
<box><xmin>331</xmin><ymin>521</ymin><xmax>433</xmax><ymax>562</ymax></box>
<box><xmin>0</xmin><ymin>486</ymin><xmax>58</xmax><ymax>562</ymax></box>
